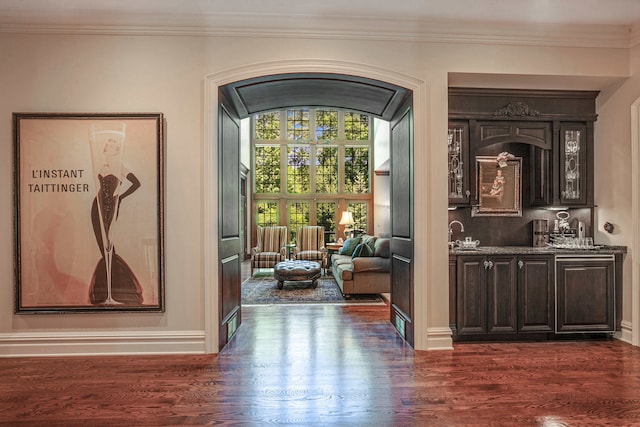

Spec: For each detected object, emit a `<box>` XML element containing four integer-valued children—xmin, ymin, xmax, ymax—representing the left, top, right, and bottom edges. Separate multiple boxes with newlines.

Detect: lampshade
<box><xmin>339</xmin><ymin>211</ymin><xmax>355</xmax><ymax>226</ymax></box>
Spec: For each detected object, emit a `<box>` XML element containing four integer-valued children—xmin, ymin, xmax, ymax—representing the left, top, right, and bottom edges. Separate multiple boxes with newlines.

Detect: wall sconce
<box><xmin>339</xmin><ymin>211</ymin><xmax>355</xmax><ymax>239</ymax></box>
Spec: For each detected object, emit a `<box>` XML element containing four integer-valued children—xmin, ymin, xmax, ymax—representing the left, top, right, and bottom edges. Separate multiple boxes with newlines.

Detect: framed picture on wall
<box><xmin>472</xmin><ymin>155</ymin><xmax>522</xmax><ymax>217</ymax></box>
<box><xmin>13</xmin><ymin>113</ymin><xmax>165</xmax><ymax>313</ymax></box>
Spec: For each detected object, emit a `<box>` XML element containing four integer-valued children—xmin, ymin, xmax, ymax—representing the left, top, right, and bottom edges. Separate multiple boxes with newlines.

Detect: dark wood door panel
<box><xmin>390</xmin><ymin>95</ymin><xmax>414</xmax><ymax>346</ymax></box>
<box><xmin>487</xmin><ymin>257</ymin><xmax>517</xmax><ymax>333</ymax></box>
<box><xmin>457</xmin><ymin>257</ymin><xmax>486</xmax><ymax>335</ymax></box>
<box><xmin>518</xmin><ymin>256</ymin><xmax>554</xmax><ymax>332</ymax></box>
<box><xmin>556</xmin><ymin>259</ymin><xmax>615</xmax><ymax>333</ymax></box>
<box><xmin>218</xmin><ymin>96</ymin><xmax>242</xmax><ymax>351</ymax></box>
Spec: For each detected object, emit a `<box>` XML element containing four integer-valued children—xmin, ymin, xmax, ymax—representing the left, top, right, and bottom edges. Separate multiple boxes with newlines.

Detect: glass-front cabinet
<box><xmin>448</xmin><ymin>121</ymin><xmax>470</xmax><ymax>205</ymax></box>
<box><xmin>559</xmin><ymin>123</ymin><xmax>588</xmax><ymax>206</ymax></box>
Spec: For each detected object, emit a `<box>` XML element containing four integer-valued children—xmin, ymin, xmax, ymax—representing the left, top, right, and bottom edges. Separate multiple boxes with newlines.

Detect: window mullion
<box><xmin>309</xmin><ymin>109</ymin><xmax>317</xmax><ymax>195</ymax></box>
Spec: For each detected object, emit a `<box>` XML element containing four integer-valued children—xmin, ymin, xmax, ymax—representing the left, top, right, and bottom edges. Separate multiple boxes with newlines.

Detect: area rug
<box><xmin>242</xmin><ymin>272</ymin><xmax>385</xmax><ymax>305</ymax></box>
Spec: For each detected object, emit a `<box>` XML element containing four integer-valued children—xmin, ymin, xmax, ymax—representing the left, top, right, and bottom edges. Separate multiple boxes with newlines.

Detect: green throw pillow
<box><xmin>361</xmin><ymin>235</ymin><xmax>378</xmax><ymax>251</ymax></box>
<box><xmin>352</xmin><ymin>242</ymin><xmax>374</xmax><ymax>258</ymax></box>
<box><xmin>339</xmin><ymin>237</ymin><xmax>362</xmax><ymax>256</ymax></box>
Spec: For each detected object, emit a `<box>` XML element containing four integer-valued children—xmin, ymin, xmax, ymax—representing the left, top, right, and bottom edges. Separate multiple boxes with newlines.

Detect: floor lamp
<box><xmin>339</xmin><ymin>211</ymin><xmax>355</xmax><ymax>241</ymax></box>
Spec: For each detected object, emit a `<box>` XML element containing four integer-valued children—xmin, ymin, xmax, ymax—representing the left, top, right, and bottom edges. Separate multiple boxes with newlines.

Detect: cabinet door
<box><xmin>559</xmin><ymin>123</ymin><xmax>589</xmax><ymax>206</ymax></box>
<box><xmin>530</xmin><ymin>146</ymin><xmax>551</xmax><ymax>206</ymax></box>
<box><xmin>556</xmin><ymin>257</ymin><xmax>615</xmax><ymax>333</ymax></box>
<box><xmin>449</xmin><ymin>255</ymin><xmax>458</xmax><ymax>333</ymax></box>
<box><xmin>448</xmin><ymin>121</ymin><xmax>470</xmax><ymax>205</ymax></box>
<box><xmin>518</xmin><ymin>255</ymin><xmax>554</xmax><ymax>332</ymax></box>
<box><xmin>456</xmin><ymin>256</ymin><xmax>487</xmax><ymax>335</ymax></box>
<box><xmin>486</xmin><ymin>256</ymin><xmax>517</xmax><ymax>333</ymax></box>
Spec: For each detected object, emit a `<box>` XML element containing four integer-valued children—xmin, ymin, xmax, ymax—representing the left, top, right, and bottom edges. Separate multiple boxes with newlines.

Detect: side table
<box><xmin>285</xmin><ymin>243</ymin><xmax>296</xmax><ymax>260</ymax></box>
<box><xmin>325</xmin><ymin>242</ymin><xmax>344</xmax><ymax>274</ymax></box>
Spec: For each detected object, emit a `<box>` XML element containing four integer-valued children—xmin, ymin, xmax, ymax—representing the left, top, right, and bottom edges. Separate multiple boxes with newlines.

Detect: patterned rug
<box><xmin>242</xmin><ymin>272</ymin><xmax>385</xmax><ymax>305</ymax></box>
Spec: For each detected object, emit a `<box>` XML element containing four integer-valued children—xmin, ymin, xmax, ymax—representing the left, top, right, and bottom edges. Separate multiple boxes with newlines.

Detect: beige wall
<box><xmin>0</xmin><ymin>32</ymin><xmax>634</xmax><ymax>354</ymax></box>
<box><xmin>594</xmin><ymin>43</ymin><xmax>640</xmax><ymax>341</ymax></box>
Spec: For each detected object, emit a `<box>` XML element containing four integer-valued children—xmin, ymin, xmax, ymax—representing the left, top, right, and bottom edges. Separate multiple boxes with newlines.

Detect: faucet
<box><xmin>448</xmin><ymin>220</ymin><xmax>464</xmax><ymax>248</ymax></box>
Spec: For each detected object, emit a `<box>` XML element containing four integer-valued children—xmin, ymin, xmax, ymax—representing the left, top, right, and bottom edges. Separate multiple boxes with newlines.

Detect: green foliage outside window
<box><xmin>287</xmin><ymin>146</ymin><xmax>310</xmax><ymax>193</ymax></box>
<box><xmin>255</xmin><ymin>146</ymin><xmax>281</xmax><ymax>193</ymax></box>
<box><xmin>344</xmin><ymin>147</ymin><xmax>369</xmax><ymax>193</ymax></box>
<box><xmin>289</xmin><ymin>202</ymin><xmax>309</xmax><ymax>242</ymax></box>
<box><xmin>317</xmin><ymin>202</ymin><xmax>337</xmax><ymax>242</ymax></box>
<box><xmin>344</xmin><ymin>112</ymin><xmax>369</xmax><ymax>140</ymax></box>
<box><xmin>256</xmin><ymin>201</ymin><xmax>279</xmax><ymax>226</ymax></box>
<box><xmin>255</xmin><ymin>111</ymin><xmax>280</xmax><ymax>140</ymax></box>
<box><xmin>287</xmin><ymin>109</ymin><xmax>310</xmax><ymax>141</ymax></box>
<box><xmin>315</xmin><ymin>110</ymin><xmax>338</xmax><ymax>141</ymax></box>
<box><xmin>315</xmin><ymin>146</ymin><xmax>338</xmax><ymax>193</ymax></box>
<box><xmin>348</xmin><ymin>202</ymin><xmax>368</xmax><ymax>232</ymax></box>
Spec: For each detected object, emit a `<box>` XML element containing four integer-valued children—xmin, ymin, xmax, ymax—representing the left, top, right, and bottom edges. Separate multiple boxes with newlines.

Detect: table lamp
<box><xmin>339</xmin><ymin>211</ymin><xmax>355</xmax><ymax>239</ymax></box>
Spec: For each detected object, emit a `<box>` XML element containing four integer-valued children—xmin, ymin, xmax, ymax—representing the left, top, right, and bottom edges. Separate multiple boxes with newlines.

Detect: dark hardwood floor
<box><xmin>2</xmin><ymin>302</ymin><xmax>640</xmax><ymax>426</ymax></box>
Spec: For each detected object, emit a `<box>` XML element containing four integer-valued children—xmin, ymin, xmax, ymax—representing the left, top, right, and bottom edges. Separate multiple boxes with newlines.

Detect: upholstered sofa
<box><xmin>330</xmin><ymin>235</ymin><xmax>391</xmax><ymax>295</ymax></box>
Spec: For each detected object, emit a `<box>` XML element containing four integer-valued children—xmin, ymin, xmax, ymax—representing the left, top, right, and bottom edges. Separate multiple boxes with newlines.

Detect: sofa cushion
<box><xmin>339</xmin><ymin>237</ymin><xmax>361</xmax><ymax>255</ymax></box>
<box><xmin>335</xmin><ymin>262</ymin><xmax>353</xmax><ymax>281</ymax></box>
<box><xmin>374</xmin><ymin>238</ymin><xmax>390</xmax><ymax>258</ymax></box>
<box><xmin>352</xmin><ymin>256</ymin><xmax>390</xmax><ymax>273</ymax></box>
<box><xmin>332</xmin><ymin>254</ymin><xmax>353</xmax><ymax>265</ymax></box>
<box><xmin>361</xmin><ymin>235</ymin><xmax>378</xmax><ymax>251</ymax></box>
<box><xmin>352</xmin><ymin>242</ymin><xmax>374</xmax><ymax>258</ymax></box>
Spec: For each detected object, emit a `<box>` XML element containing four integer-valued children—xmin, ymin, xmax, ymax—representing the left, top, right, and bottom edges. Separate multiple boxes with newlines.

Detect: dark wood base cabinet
<box><xmin>451</xmin><ymin>252</ymin><xmax>622</xmax><ymax>342</ymax></box>
<box><xmin>556</xmin><ymin>255</ymin><xmax>616</xmax><ymax>333</ymax></box>
<box><xmin>455</xmin><ymin>254</ymin><xmax>554</xmax><ymax>339</ymax></box>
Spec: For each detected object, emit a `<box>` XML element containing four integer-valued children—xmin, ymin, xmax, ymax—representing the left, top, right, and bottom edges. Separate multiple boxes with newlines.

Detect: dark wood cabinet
<box><xmin>476</xmin><ymin>121</ymin><xmax>551</xmax><ymax>149</ymax></box>
<box><xmin>448</xmin><ymin>89</ymin><xmax>598</xmax><ymax>210</ymax></box>
<box><xmin>448</xmin><ymin>121</ymin><xmax>470</xmax><ymax>205</ymax></box>
<box><xmin>487</xmin><ymin>256</ymin><xmax>518</xmax><ymax>333</ymax></box>
<box><xmin>517</xmin><ymin>255</ymin><xmax>555</xmax><ymax>333</ymax></box>
<box><xmin>558</xmin><ymin>122</ymin><xmax>592</xmax><ymax>206</ymax></box>
<box><xmin>456</xmin><ymin>255</ymin><xmax>517</xmax><ymax>336</ymax></box>
<box><xmin>455</xmin><ymin>254</ymin><xmax>554</xmax><ymax>338</ymax></box>
<box><xmin>556</xmin><ymin>255</ymin><xmax>615</xmax><ymax>333</ymax></box>
<box><xmin>456</xmin><ymin>255</ymin><xmax>488</xmax><ymax>335</ymax></box>
<box><xmin>529</xmin><ymin>145</ymin><xmax>551</xmax><ymax>206</ymax></box>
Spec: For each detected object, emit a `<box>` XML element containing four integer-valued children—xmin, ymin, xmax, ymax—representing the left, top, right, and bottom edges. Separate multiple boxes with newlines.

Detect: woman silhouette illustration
<box><xmin>89</xmin><ymin>130</ymin><xmax>143</xmax><ymax>305</ymax></box>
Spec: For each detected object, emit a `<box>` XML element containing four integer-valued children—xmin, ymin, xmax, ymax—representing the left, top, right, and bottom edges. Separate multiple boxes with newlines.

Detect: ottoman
<box><xmin>273</xmin><ymin>260</ymin><xmax>322</xmax><ymax>289</ymax></box>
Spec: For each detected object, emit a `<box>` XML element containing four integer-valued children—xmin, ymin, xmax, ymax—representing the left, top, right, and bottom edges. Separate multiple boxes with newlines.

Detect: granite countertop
<box><xmin>449</xmin><ymin>245</ymin><xmax>627</xmax><ymax>256</ymax></box>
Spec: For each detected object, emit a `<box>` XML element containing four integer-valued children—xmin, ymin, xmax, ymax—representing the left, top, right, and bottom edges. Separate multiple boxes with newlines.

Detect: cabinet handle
<box><xmin>518</xmin><ymin>260</ymin><xmax>524</xmax><ymax>269</ymax></box>
<box><xmin>488</xmin><ymin>261</ymin><xmax>493</xmax><ymax>269</ymax></box>
<box><xmin>465</xmin><ymin>190</ymin><xmax>471</xmax><ymax>198</ymax></box>
<box><xmin>483</xmin><ymin>260</ymin><xmax>489</xmax><ymax>269</ymax></box>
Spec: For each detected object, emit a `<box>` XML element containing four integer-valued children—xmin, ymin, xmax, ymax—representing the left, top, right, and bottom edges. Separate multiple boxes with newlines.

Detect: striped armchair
<box><xmin>251</xmin><ymin>226</ymin><xmax>288</xmax><ymax>275</ymax></box>
<box><xmin>293</xmin><ymin>226</ymin><xmax>327</xmax><ymax>270</ymax></box>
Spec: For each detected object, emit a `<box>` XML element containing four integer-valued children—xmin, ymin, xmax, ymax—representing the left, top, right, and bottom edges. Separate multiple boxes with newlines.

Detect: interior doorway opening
<box><xmin>205</xmin><ymin>61</ymin><xmax>428</xmax><ymax>353</ymax></box>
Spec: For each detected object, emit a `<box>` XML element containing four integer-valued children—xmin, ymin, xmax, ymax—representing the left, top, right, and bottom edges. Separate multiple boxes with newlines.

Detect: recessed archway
<box><xmin>203</xmin><ymin>59</ymin><xmax>435</xmax><ymax>353</ymax></box>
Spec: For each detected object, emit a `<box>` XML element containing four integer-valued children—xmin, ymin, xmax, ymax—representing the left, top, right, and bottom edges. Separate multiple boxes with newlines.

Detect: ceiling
<box><xmin>0</xmin><ymin>0</ymin><xmax>640</xmax><ymax>27</ymax></box>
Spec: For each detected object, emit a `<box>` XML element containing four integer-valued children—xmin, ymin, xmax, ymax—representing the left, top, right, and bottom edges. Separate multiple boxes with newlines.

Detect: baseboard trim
<box><xmin>618</xmin><ymin>320</ymin><xmax>633</xmax><ymax>345</ymax></box>
<box><xmin>426</xmin><ymin>327</ymin><xmax>454</xmax><ymax>350</ymax></box>
<box><xmin>0</xmin><ymin>330</ymin><xmax>206</xmax><ymax>357</ymax></box>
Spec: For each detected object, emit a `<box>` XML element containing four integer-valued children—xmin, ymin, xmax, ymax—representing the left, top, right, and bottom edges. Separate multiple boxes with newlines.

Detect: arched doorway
<box><xmin>203</xmin><ymin>60</ymin><xmax>429</xmax><ymax>353</ymax></box>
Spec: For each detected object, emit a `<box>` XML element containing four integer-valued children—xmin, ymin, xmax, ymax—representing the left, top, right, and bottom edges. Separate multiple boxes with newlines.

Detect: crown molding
<box><xmin>0</xmin><ymin>13</ymin><xmax>633</xmax><ymax>49</ymax></box>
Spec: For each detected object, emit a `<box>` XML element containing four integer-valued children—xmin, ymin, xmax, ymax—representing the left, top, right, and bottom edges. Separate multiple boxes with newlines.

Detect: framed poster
<box><xmin>13</xmin><ymin>113</ymin><xmax>165</xmax><ymax>313</ymax></box>
<box><xmin>472</xmin><ymin>155</ymin><xmax>522</xmax><ymax>217</ymax></box>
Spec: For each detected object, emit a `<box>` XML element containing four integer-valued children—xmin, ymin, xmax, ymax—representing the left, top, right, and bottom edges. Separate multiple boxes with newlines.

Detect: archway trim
<box><xmin>203</xmin><ymin>58</ymin><xmax>436</xmax><ymax>352</ymax></box>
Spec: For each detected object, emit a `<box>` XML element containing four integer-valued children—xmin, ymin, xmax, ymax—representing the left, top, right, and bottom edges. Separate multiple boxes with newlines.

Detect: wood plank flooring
<box><xmin>2</xmin><ymin>304</ymin><xmax>640</xmax><ymax>426</ymax></box>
